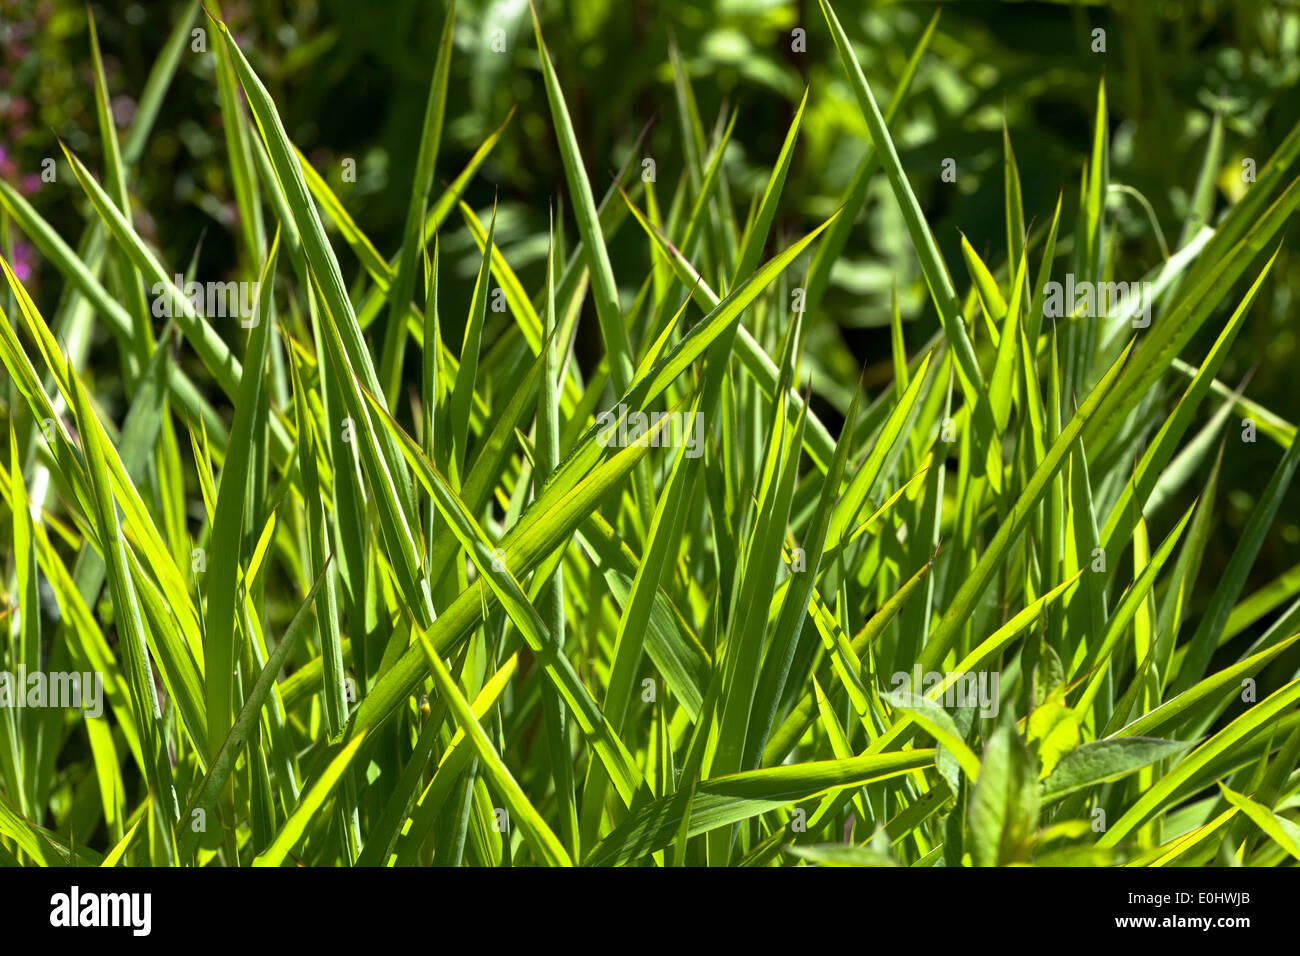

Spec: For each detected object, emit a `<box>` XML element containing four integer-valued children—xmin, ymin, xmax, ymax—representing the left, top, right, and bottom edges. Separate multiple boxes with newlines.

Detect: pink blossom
<box><xmin>11</xmin><ymin>242</ymin><xmax>34</xmax><ymax>284</ymax></box>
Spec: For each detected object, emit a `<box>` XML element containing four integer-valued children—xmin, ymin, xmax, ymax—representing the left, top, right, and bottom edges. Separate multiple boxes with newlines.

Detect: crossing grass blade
<box><xmin>377</xmin><ymin>0</ymin><xmax>455</xmax><ymax>406</ymax></box>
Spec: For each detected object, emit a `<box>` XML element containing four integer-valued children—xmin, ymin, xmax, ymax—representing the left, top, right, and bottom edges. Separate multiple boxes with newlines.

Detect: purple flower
<box><xmin>11</xmin><ymin>242</ymin><xmax>35</xmax><ymax>284</ymax></box>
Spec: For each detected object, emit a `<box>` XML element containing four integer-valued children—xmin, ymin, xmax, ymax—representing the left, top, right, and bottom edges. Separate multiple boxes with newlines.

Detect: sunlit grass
<box><xmin>0</xmin><ymin>0</ymin><xmax>1298</xmax><ymax>867</ymax></box>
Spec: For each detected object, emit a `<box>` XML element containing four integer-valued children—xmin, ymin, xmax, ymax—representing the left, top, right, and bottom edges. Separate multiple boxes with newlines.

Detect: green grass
<box><xmin>1</xmin><ymin>0</ymin><xmax>1299</xmax><ymax>867</ymax></box>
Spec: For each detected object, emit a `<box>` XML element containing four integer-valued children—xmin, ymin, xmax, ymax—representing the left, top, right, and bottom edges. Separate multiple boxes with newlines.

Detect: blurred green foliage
<box><xmin>4</xmin><ymin>0</ymin><xmax>1298</xmax><ymax>581</ymax></box>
